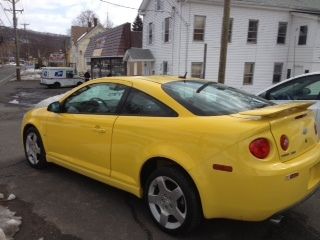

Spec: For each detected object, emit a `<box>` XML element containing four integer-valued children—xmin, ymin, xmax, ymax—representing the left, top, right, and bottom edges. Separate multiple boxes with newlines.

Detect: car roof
<box><xmin>256</xmin><ymin>72</ymin><xmax>320</xmax><ymax>95</ymax></box>
<box><xmin>42</xmin><ymin>67</ymin><xmax>74</xmax><ymax>70</ymax></box>
<box><xmin>94</xmin><ymin>75</ymin><xmax>207</xmax><ymax>85</ymax></box>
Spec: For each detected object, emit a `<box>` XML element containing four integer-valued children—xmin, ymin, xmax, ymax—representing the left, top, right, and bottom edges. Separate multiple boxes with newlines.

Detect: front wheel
<box><xmin>24</xmin><ymin>127</ymin><xmax>47</xmax><ymax>169</ymax></box>
<box><xmin>144</xmin><ymin>166</ymin><xmax>202</xmax><ymax>235</ymax></box>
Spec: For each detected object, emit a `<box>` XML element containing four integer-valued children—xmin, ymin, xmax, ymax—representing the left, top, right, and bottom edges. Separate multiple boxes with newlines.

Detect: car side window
<box><xmin>121</xmin><ymin>89</ymin><xmax>178</xmax><ymax>117</ymax></box>
<box><xmin>63</xmin><ymin>83</ymin><xmax>128</xmax><ymax>114</ymax></box>
<box><xmin>266</xmin><ymin>75</ymin><xmax>320</xmax><ymax>100</ymax></box>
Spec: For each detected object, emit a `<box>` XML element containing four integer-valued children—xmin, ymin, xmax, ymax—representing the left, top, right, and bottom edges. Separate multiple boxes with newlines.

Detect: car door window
<box><xmin>63</xmin><ymin>83</ymin><xmax>128</xmax><ymax>114</ymax></box>
<box><xmin>267</xmin><ymin>75</ymin><xmax>320</xmax><ymax>100</ymax></box>
<box><xmin>121</xmin><ymin>89</ymin><xmax>177</xmax><ymax>117</ymax></box>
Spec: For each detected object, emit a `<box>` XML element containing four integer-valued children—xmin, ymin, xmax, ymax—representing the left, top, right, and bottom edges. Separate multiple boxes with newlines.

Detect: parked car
<box><xmin>22</xmin><ymin>76</ymin><xmax>320</xmax><ymax>234</ymax></box>
<box><xmin>40</xmin><ymin>67</ymin><xmax>84</xmax><ymax>88</ymax></box>
<box><xmin>257</xmin><ymin>72</ymin><xmax>320</xmax><ymax>133</ymax></box>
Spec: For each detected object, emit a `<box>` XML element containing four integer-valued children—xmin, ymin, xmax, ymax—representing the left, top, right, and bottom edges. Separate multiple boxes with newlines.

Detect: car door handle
<box><xmin>92</xmin><ymin>126</ymin><xmax>106</xmax><ymax>133</ymax></box>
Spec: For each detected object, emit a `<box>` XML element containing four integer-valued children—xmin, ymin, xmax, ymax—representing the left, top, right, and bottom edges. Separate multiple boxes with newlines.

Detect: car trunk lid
<box><xmin>237</xmin><ymin>102</ymin><xmax>318</xmax><ymax>162</ymax></box>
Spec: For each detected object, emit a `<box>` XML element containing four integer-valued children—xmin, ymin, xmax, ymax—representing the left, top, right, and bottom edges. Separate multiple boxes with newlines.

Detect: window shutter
<box><xmin>153</xmin><ymin>23</ymin><xmax>155</xmax><ymax>42</ymax></box>
<box><xmin>162</xmin><ymin>20</ymin><xmax>165</xmax><ymax>42</ymax></box>
<box><xmin>169</xmin><ymin>18</ymin><xmax>172</xmax><ymax>42</ymax></box>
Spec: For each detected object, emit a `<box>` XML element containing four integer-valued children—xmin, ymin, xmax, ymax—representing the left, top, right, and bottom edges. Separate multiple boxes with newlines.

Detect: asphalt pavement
<box><xmin>0</xmin><ymin>80</ymin><xmax>319</xmax><ymax>240</ymax></box>
<box><xmin>0</xmin><ymin>65</ymin><xmax>16</xmax><ymax>85</ymax></box>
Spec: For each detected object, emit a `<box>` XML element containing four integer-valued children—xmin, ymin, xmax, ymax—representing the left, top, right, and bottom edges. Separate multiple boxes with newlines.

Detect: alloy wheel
<box><xmin>148</xmin><ymin>176</ymin><xmax>187</xmax><ymax>230</ymax></box>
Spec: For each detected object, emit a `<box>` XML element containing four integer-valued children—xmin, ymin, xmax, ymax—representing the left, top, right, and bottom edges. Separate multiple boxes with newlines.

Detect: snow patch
<box><xmin>6</xmin><ymin>195</ymin><xmax>15</xmax><ymax>201</ymax></box>
<box><xmin>0</xmin><ymin>205</ymin><xmax>22</xmax><ymax>240</ymax></box>
<box><xmin>8</xmin><ymin>100</ymin><xmax>19</xmax><ymax>105</ymax></box>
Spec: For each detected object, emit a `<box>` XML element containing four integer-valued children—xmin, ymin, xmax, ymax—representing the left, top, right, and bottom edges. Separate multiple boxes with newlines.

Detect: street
<box><xmin>0</xmin><ymin>65</ymin><xmax>16</xmax><ymax>85</ymax></box>
<box><xmin>0</xmin><ymin>80</ymin><xmax>320</xmax><ymax>240</ymax></box>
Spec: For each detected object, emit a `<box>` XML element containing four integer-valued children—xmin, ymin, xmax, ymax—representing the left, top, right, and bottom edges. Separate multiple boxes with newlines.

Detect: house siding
<box><xmin>142</xmin><ymin>0</ymin><xmax>320</xmax><ymax>94</ymax></box>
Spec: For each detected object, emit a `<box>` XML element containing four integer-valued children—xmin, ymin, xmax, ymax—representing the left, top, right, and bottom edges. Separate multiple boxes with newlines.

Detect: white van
<box><xmin>40</xmin><ymin>67</ymin><xmax>85</xmax><ymax>88</ymax></box>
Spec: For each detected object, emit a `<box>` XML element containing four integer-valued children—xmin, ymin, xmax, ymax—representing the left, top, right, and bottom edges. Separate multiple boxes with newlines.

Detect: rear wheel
<box><xmin>24</xmin><ymin>127</ymin><xmax>47</xmax><ymax>169</ymax></box>
<box><xmin>77</xmin><ymin>81</ymin><xmax>82</xmax><ymax>86</ymax></box>
<box><xmin>53</xmin><ymin>82</ymin><xmax>61</xmax><ymax>88</ymax></box>
<box><xmin>144</xmin><ymin>166</ymin><xmax>202</xmax><ymax>234</ymax></box>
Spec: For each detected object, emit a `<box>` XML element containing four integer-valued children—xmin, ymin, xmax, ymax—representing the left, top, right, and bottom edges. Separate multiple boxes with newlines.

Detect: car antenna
<box><xmin>179</xmin><ymin>72</ymin><xmax>187</xmax><ymax>82</ymax></box>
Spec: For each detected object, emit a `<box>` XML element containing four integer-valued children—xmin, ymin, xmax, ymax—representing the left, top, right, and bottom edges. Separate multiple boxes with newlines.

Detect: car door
<box><xmin>262</xmin><ymin>74</ymin><xmax>320</xmax><ymax>134</ymax></box>
<box><xmin>111</xmin><ymin>88</ymin><xmax>178</xmax><ymax>186</ymax></box>
<box><xmin>45</xmin><ymin>82</ymin><xmax>130</xmax><ymax>176</ymax></box>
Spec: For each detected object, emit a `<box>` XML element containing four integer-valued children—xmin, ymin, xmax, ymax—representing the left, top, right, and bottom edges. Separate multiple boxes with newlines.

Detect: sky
<box><xmin>1</xmin><ymin>0</ymin><xmax>143</xmax><ymax>35</ymax></box>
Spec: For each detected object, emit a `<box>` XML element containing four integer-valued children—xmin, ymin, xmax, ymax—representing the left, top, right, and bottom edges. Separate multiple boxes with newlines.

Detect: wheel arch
<box><xmin>23</xmin><ymin>123</ymin><xmax>37</xmax><ymax>140</ymax></box>
<box><xmin>140</xmin><ymin>157</ymin><xmax>203</xmax><ymax>213</ymax></box>
<box><xmin>22</xmin><ymin>122</ymin><xmax>46</xmax><ymax>147</ymax></box>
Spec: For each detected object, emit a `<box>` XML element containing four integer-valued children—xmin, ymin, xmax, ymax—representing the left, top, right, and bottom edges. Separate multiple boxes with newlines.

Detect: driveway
<box><xmin>0</xmin><ymin>80</ymin><xmax>319</xmax><ymax>240</ymax></box>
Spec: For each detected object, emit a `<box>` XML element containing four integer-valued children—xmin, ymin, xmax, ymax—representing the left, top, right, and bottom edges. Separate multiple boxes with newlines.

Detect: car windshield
<box><xmin>162</xmin><ymin>80</ymin><xmax>273</xmax><ymax>116</ymax></box>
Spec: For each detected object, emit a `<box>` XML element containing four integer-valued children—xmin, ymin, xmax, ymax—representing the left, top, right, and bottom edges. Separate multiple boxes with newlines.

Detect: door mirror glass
<box><xmin>47</xmin><ymin>101</ymin><xmax>61</xmax><ymax>113</ymax></box>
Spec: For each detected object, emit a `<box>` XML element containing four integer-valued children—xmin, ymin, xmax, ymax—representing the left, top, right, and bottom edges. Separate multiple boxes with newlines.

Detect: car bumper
<box><xmin>191</xmin><ymin>143</ymin><xmax>320</xmax><ymax>221</ymax></box>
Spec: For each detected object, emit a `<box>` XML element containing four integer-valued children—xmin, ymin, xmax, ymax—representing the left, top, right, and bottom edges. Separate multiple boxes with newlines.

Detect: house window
<box><xmin>164</xmin><ymin>17</ymin><xmax>171</xmax><ymax>42</ymax></box>
<box><xmin>298</xmin><ymin>25</ymin><xmax>308</xmax><ymax>45</ymax></box>
<box><xmin>243</xmin><ymin>62</ymin><xmax>255</xmax><ymax>85</ymax></box>
<box><xmin>228</xmin><ymin>18</ymin><xmax>233</xmax><ymax>43</ymax></box>
<box><xmin>191</xmin><ymin>62</ymin><xmax>203</xmax><ymax>78</ymax></box>
<box><xmin>156</xmin><ymin>0</ymin><xmax>163</xmax><ymax>11</ymax></box>
<box><xmin>163</xmin><ymin>61</ymin><xmax>168</xmax><ymax>75</ymax></box>
<box><xmin>277</xmin><ymin>22</ymin><xmax>287</xmax><ymax>44</ymax></box>
<box><xmin>273</xmin><ymin>63</ymin><xmax>283</xmax><ymax>83</ymax></box>
<box><xmin>193</xmin><ymin>16</ymin><xmax>206</xmax><ymax>41</ymax></box>
<box><xmin>148</xmin><ymin>22</ymin><xmax>153</xmax><ymax>44</ymax></box>
<box><xmin>287</xmin><ymin>69</ymin><xmax>291</xmax><ymax>79</ymax></box>
<box><xmin>247</xmin><ymin>20</ymin><xmax>259</xmax><ymax>44</ymax></box>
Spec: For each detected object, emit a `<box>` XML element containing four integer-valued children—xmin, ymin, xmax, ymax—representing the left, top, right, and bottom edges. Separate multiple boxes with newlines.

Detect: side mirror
<box><xmin>47</xmin><ymin>101</ymin><xmax>62</xmax><ymax>113</ymax></box>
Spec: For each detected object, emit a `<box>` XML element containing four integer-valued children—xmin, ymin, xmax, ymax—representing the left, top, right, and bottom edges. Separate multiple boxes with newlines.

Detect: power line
<box><xmin>0</xmin><ymin>2</ymin><xmax>12</xmax><ymax>26</ymax></box>
<box><xmin>99</xmin><ymin>0</ymin><xmax>139</xmax><ymax>11</ymax></box>
<box><xmin>99</xmin><ymin>0</ymin><xmax>170</xmax><ymax>13</ymax></box>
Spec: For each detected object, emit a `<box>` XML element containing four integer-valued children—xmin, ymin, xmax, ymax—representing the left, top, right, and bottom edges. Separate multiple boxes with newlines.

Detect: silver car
<box><xmin>257</xmin><ymin>72</ymin><xmax>320</xmax><ymax>133</ymax></box>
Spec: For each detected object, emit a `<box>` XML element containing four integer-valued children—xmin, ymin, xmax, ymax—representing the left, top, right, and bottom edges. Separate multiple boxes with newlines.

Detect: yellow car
<box><xmin>22</xmin><ymin>76</ymin><xmax>320</xmax><ymax>234</ymax></box>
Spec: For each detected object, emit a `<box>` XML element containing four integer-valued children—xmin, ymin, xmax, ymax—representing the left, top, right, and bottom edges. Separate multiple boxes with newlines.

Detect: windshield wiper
<box><xmin>196</xmin><ymin>82</ymin><xmax>216</xmax><ymax>93</ymax></box>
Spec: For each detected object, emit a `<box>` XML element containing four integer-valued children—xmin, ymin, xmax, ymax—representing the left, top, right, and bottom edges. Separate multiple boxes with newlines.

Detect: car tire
<box><xmin>144</xmin><ymin>166</ymin><xmax>202</xmax><ymax>235</ymax></box>
<box><xmin>53</xmin><ymin>82</ymin><xmax>61</xmax><ymax>88</ymax></box>
<box><xmin>77</xmin><ymin>81</ymin><xmax>82</xmax><ymax>86</ymax></box>
<box><xmin>23</xmin><ymin>127</ymin><xmax>47</xmax><ymax>169</ymax></box>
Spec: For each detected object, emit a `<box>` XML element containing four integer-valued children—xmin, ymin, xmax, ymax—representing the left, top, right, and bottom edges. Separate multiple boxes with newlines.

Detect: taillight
<box><xmin>280</xmin><ymin>135</ymin><xmax>289</xmax><ymax>151</ymax></box>
<box><xmin>249</xmin><ymin>138</ymin><xmax>270</xmax><ymax>159</ymax></box>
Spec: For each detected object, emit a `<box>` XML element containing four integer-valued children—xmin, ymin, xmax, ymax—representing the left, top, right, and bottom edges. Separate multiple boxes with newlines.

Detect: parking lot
<box><xmin>0</xmin><ymin>80</ymin><xmax>320</xmax><ymax>240</ymax></box>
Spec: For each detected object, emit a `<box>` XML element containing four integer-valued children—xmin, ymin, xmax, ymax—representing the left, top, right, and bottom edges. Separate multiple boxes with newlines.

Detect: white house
<box><xmin>139</xmin><ymin>0</ymin><xmax>320</xmax><ymax>93</ymax></box>
<box><xmin>70</xmin><ymin>21</ymin><xmax>105</xmax><ymax>74</ymax></box>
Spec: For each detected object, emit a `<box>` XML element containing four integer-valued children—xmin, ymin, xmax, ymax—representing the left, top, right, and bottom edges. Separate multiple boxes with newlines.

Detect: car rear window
<box><xmin>162</xmin><ymin>80</ymin><xmax>273</xmax><ymax>116</ymax></box>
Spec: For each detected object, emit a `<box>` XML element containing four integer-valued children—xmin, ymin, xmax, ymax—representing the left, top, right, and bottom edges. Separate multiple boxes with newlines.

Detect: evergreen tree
<box><xmin>132</xmin><ymin>15</ymin><xmax>143</xmax><ymax>32</ymax></box>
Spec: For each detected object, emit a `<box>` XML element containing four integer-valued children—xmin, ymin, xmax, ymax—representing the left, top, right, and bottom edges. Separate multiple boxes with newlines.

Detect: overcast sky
<box><xmin>1</xmin><ymin>0</ymin><xmax>143</xmax><ymax>35</ymax></box>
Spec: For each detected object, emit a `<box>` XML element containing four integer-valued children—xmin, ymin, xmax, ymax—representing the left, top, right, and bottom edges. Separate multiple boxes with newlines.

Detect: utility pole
<box><xmin>21</xmin><ymin>23</ymin><xmax>29</xmax><ymax>30</ymax></box>
<box><xmin>21</xmin><ymin>23</ymin><xmax>29</xmax><ymax>60</ymax></box>
<box><xmin>218</xmin><ymin>0</ymin><xmax>231</xmax><ymax>84</ymax></box>
<box><xmin>5</xmin><ymin>0</ymin><xmax>23</xmax><ymax>81</ymax></box>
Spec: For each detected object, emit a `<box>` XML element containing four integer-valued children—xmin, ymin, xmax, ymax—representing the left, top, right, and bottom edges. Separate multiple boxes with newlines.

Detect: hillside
<box><xmin>0</xmin><ymin>26</ymin><xmax>70</xmax><ymax>61</ymax></box>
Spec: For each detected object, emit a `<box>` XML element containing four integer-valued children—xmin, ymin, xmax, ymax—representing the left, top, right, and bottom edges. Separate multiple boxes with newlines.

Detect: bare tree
<box><xmin>72</xmin><ymin>10</ymin><xmax>100</xmax><ymax>27</ymax></box>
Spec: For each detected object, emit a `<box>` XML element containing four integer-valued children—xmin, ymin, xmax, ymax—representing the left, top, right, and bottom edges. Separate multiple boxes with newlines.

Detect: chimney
<box><xmin>88</xmin><ymin>21</ymin><xmax>92</xmax><ymax>28</ymax></box>
<box><xmin>93</xmin><ymin>18</ymin><xmax>98</xmax><ymax>27</ymax></box>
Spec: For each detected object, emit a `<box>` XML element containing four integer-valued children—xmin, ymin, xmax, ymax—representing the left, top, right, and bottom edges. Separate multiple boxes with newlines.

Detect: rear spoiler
<box><xmin>238</xmin><ymin>102</ymin><xmax>315</xmax><ymax>118</ymax></box>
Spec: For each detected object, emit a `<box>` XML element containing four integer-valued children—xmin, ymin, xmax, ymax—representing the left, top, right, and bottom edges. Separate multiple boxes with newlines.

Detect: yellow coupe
<box><xmin>22</xmin><ymin>76</ymin><xmax>320</xmax><ymax>234</ymax></box>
